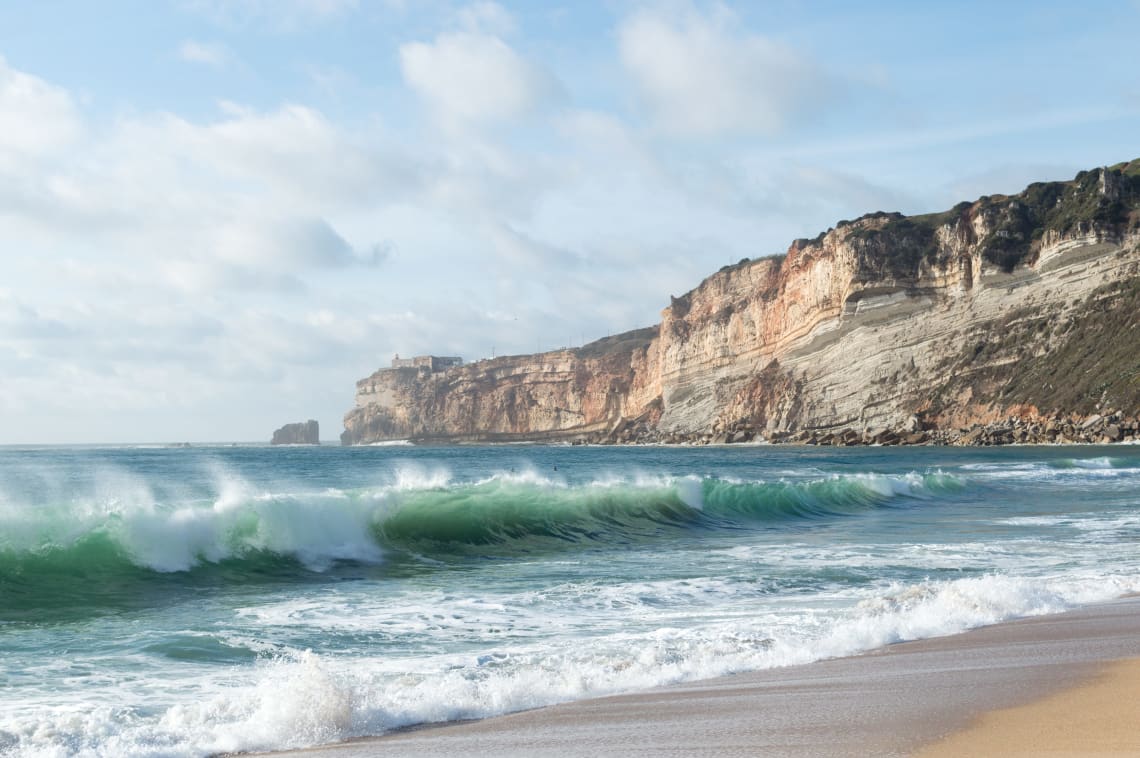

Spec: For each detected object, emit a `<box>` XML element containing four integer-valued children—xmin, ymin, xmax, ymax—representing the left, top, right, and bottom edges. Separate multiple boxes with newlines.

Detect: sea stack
<box><xmin>271</xmin><ymin>420</ymin><xmax>319</xmax><ymax>445</ymax></box>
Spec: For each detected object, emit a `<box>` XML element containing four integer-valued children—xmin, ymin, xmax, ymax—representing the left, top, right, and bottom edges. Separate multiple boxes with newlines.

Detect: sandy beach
<box><xmin>916</xmin><ymin>655</ymin><xmax>1140</xmax><ymax>757</ymax></box>
<box><xmin>276</xmin><ymin>596</ymin><xmax>1140</xmax><ymax>757</ymax></box>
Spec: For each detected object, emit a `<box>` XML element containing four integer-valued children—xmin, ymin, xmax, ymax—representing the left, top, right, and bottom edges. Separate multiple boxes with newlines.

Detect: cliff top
<box><xmin>689</xmin><ymin>159</ymin><xmax>1140</xmax><ymax>299</ymax></box>
<box><xmin>808</xmin><ymin>160</ymin><xmax>1140</xmax><ymax>277</ymax></box>
<box><xmin>573</xmin><ymin>326</ymin><xmax>658</xmax><ymax>359</ymax></box>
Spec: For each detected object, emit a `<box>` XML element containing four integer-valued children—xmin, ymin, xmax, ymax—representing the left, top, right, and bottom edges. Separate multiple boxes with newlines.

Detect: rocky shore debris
<box><xmin>582</xmin><ymin>411</ymin><xmax>1139</xmax><ymax>447</ymax></box>
<box><xmin>780</xmin><ymin>411</ymin><xmax>1137</xmax><ymax>446</ymax></box>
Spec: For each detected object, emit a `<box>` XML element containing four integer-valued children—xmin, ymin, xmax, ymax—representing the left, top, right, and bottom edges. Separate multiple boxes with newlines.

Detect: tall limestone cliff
<box><xmin>342</xmin><ymin>329</ymin><xmax>661</xmax><ymax>444</ymax></box>
<box><xmin>342</xmin><ymin>160</ymin><xmax>1140</xmax><ymax>445</ymax></box>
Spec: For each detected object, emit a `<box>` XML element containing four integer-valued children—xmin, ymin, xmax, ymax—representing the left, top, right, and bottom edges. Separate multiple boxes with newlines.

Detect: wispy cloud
<box><xmin>456</xmin><ymin>1</ymin><xmax>515</xmax><ymax>36</ymax></box>
<box><xmin>618</xmin><ymin>5</ymin><xmax>833</xmax><ymax>137</ymax></box>
<box><xmin>779</xmin><ymin>105</ymin><xmax>1139</xmax><ymax>159</ymax></box>
<box><xmin>178</xmin><ymin>40</ymin><xmax>230</xmax><ymax>66</ymax></box>
<box><xmin>400</xmin><ymin>30</ymin><xmax>561</xmax><ymax>128</ymax></box>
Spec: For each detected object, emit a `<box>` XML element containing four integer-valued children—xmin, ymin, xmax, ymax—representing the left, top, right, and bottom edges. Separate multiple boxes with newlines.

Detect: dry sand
<box><xmin>279</xmin><ymin>596</ymin><xmax>1140</xmax><ymax>757</ymax></box>
<box><xmin>916</xmin><ymin>656</ymin><xmax>1140</xmax><ymax>757</ymax></box>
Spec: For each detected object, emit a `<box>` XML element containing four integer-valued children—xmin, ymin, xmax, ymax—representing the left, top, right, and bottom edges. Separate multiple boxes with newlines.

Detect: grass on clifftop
<box><xmin>574</xmin><ymin>326</ymin><xmax>658</xmax><ymax>360</ymax></box>
<box><xmin>841</xmin><ymin>162</ymin><xmax>1140</xmax><ymax>278</ymax></box>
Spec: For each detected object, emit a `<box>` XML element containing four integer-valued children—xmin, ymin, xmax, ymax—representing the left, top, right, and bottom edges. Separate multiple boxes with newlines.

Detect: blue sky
<box><xmin>1</xmin><ymin>0</ymin><xmax>1137</xmax><ymax>443</ymax></box>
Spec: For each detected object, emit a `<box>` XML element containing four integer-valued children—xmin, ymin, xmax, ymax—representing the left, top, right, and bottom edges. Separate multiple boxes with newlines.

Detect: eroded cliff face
<box><xmin>343</xmin><ymin>162</ymin><xmax>1140</xmax><ymax>445</ymax></box>
<box><xmin>341</xmin><ymin>328</ymin><xmax>660</xmax><ymax>444</ymax></box>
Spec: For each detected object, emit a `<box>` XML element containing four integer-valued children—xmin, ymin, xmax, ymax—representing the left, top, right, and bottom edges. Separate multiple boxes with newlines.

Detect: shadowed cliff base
<box><xmin>343</xmin><ymin>160</ymin><xmax>1140</xmax><ymax>447</ymax></box>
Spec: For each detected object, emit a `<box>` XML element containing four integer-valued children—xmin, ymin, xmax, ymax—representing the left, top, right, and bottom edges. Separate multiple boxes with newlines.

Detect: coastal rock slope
<box><xmin>342</xmin><ymin>161</ymin><xmax>1140</xmax><ymax>445</ymax></box>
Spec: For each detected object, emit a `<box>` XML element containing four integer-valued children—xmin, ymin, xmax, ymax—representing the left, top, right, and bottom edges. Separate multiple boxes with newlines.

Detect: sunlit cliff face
<box><xmin>344</xmin><ymin>168</ymin><xmax>1140</xmax><ymax>445</ymax></box>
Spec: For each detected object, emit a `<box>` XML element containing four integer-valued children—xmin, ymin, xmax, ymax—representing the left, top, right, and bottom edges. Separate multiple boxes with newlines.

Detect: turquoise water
<box><xmin>2</xmin><ymin>443</ymin><xmax>1138</xmax><ymax>756</ymax></box>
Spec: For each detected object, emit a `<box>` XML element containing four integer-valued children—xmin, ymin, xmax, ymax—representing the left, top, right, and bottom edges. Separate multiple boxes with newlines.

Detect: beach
<box><xmin>282</xmin><ymin>596</ymin><xmax>1140</xmax><ymax>757</ymax></box>
<box><xmin>918</xmin><ymin>657</ymin><xmax>1140</xmax><ymax>757</ymax></box>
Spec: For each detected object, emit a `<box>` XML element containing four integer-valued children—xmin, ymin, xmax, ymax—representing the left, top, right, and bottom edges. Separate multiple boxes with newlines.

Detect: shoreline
<box><xmin>272</xmin><ymin>595</ymin><xmax>1140</xmax><ymax>757</ymax></box>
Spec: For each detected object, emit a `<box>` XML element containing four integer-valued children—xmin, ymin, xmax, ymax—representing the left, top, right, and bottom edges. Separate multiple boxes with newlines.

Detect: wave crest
<box><xmin>0</xmin><ymin>470</ymin><xmax>962</xmax><ymax>589</ymax></box>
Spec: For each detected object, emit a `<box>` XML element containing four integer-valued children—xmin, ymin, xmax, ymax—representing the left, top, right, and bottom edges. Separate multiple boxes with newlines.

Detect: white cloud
<box><xmin>173</xmin><ymin>103</ymin><xmax>420</xmax><ymax>206</ymax></box>
<box><xmin>178</xmin><ymin>40</ymin><xmax>230</xmax><ymax>66</ymax></box>
<box><xmin>399</xmin><ymin>31</ymin><xmax>559</xmax><ymax>126</ymax></box>
<box><xmin>618</xmin><ymin>6</ymin><xmax>830</xmax><ymax>137</ymax></box>
<box><xmin>212</xmin><ymin>216</ymin><xmax>364</xmax><ymax>269</ymax></box>
<box><xmin>0</xmin><ymin>60</ymin><xmax>406</xmax><ymax>337</ymax></box>
<box><xmin>0</xmin><ymin>55</ymin><xmax>82</xmax><ymax>156</ymax></box>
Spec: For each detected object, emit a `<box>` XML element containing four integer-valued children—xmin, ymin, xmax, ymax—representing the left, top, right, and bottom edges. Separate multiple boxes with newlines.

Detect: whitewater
<box><xmin>1</xmin><ymin>443</ymin><xmax>1138</xmax><ymax>757</ymax></box>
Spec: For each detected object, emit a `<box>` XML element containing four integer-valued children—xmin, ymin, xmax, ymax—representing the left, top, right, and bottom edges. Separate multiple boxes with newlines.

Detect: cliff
<box><xmin>341</xmin><ymin>329</ymin><xmax>660</xmax><ymax>444</ymax></box>
<box><xmin>343</xmin><ymin>160</ymin><xmax>1140</xmax><ymax>445</ymax></box>
<box><xmin>272</xmin><ymin>420</ymin><xmax>320</xmax><ymax>445</ymax></box>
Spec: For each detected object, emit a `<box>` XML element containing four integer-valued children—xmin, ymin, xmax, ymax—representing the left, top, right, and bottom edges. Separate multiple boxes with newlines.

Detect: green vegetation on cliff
<box><xmin>574</xmin><ymin>326</ymin><xmax>658</xmax><ymax>360</ymax></box>
<box><xmin>930</xmin><ymin>274</ymin><xmax>1140</xmax><ymax>417</ymax></box>
<box><xmin>995</xmin><ymin>277</ymin><xmax>1140</xmax><ymax>415</ymax></box>
<box><xmin>843</xmin><ymin>161</ymin><xmax>1140</xmax><ymax>278</ymax></box>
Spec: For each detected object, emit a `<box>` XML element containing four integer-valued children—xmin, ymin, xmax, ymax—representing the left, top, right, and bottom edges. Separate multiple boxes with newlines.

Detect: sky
<box><xmin>1</xmin><ymin>0</ymin><xmax>1138</xmax><ymax>444</ymax></box>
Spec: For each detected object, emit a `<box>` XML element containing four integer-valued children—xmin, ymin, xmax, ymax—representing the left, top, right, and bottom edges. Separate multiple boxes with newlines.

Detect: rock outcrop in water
<box><xmin>272</xmin><ymin>420</ymin><xmax>320</xmax><ymax>445</ymax></box>
<box><xmin>342</xmin><ymin>160</ymin><xmax>1140</xmax><ymax>446</ymax></box>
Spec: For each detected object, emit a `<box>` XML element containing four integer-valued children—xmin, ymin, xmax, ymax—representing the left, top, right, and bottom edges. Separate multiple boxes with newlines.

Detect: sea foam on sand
<box><xmin>279</xmin><ymin>596</ymin><xmax>1140</xmax><ymax>758</ymax></box>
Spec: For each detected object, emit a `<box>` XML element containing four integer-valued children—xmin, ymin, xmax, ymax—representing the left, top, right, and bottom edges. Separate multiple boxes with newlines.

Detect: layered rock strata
<box><xmin>343</xmin><ymin>161</ymin><xmax>1140</xmax><ymax>445</ymax></box>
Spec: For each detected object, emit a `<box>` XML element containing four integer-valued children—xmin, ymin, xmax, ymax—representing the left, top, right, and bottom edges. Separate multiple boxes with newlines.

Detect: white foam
<box><xmin>0</xmin><ymin>463</ymin><xmax>389</xmax><ymax>572</ymax></box>
<box><xmin>236</xmin><ymin>573</ymin><xmax>1140</xmax><ymax>750</ymax></box>
<box><xmin>6</xmin><ymin>564</ymin><xmax>1140</xmax><ymax>758</ymax></box>
<box><xmin>474</xmin><ymin>468</ymin><xmax>566</xmax><ymax>489</ymax></box>
<box><xmin>673</xmin><ymin>475</ymin><xmax>705</xmax><ymax>510</ymax></box>
<box><xmin>1070</xmin><ymin>456</ymin><xmax>1117</xmax><ymax>469</ymax></box>
<box><xmin>387</xmin><ymin>461</ymin><xmax>454</xmax><ymax>491</ymax></box>
<box><xmin>160</xmin><ymin>650</ymin><xmax>356</xmax><ymax>755</ymax></box>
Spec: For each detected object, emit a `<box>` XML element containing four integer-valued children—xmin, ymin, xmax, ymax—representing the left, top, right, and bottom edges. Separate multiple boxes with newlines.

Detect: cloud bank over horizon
<box><xmin>0</xmin><ymin>1</ymin><xmax>1137</xmax><ymax>443</ymax></box>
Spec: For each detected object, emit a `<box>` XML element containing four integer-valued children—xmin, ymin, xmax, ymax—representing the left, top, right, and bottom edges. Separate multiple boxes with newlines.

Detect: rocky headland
<box><xmin>272</xmin><ymin>420</ymin><xmax>320</xmax><ymax>445</ymax></box>
<box><xmin>342</xmin><ymin>160</ymin><xmax>1140</xmax><ymax>446</ymax></box>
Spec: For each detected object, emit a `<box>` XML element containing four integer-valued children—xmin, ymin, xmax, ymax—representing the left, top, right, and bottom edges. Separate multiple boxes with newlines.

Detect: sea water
<box><xmin>1</xmin><ymin>442</ymin><xmax>1138</xmax><ymax>757</ymax></box>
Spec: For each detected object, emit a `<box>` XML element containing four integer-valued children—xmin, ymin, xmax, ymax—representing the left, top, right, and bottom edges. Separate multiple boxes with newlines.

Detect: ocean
<box><xmin>1</xmin><ymin>442</ymin><xmax>1138</xmax><ymax>757</ymax></box>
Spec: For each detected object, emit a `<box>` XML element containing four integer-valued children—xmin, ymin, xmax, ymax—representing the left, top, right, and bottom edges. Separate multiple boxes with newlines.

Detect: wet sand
<box><xmin>280</xmin><ymin>596</ymin><xmax>1140</xmax><ymax>757</ymax></box>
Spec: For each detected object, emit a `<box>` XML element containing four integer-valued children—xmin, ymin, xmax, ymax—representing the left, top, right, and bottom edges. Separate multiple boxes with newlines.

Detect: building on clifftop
<box><xmin>389</xmin><ymin>354</ymin><xmax>463</xmax><ymax>372</ymax></box>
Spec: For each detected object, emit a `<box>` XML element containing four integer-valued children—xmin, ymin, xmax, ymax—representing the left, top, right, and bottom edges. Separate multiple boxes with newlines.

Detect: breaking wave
<box><xmin>0</xmin><ymin>468</ymin><xmax>965</xmax><ymax>615</ymax></box>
